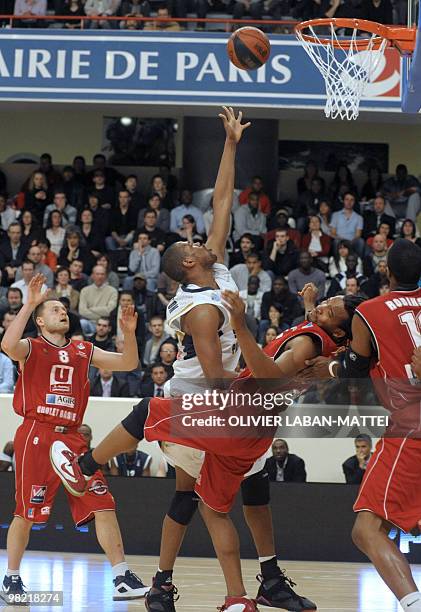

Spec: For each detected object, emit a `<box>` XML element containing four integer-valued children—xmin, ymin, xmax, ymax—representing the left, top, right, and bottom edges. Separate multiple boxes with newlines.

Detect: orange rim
<box><xmin>295</xmin><ymin>18</ymin><xmax>416</xmax><ymax>53</ymax></box>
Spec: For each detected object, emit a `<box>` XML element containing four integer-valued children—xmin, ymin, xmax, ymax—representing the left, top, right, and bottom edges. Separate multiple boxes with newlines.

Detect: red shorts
<box><xmin>144</xmin><ymin>397</ymin><xmax>272</xmax><ymax>513</ymax></box>
<box><xmin>354</xmin><ymin>437</ymin><xmax>421</xmax><ymax>533</ymax></box>
<box><xmin>14</xmin><ymin>419</ymin><xmax>115</xmax><ymax>526</ymax></box>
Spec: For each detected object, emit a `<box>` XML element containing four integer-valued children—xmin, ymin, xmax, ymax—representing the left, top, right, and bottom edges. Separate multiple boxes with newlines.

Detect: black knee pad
<box><xmin>121</xmin><ymin>398</ymin><xmax>151</xmax><ymax>440</ymax></box>
<box><xmin>167</xmin><ymin>491</ymin><xmax>199</xmax><ymax>526</ymax></box>
<box><xmin>241</xmin><ymin>469</ymin><xmax>270</xmax><ymax>506</ymax></box>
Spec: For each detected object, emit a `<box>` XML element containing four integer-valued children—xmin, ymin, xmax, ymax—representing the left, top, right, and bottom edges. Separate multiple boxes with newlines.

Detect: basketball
<box><xmin>227</xmin><ymin>27</ymin><xmax>271</xmax><ymax>71</ymax></box>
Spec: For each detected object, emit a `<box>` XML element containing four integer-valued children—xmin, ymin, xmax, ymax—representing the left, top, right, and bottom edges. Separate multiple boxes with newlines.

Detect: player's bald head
<box><xmin>161</xmin><ymin>242</ymin><xmax>189</xmax><ymax>282</ymax></box>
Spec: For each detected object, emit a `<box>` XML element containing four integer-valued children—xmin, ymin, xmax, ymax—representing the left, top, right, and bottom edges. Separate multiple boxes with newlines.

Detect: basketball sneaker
<box><xmin>113</xmin><ymin>570</ymin><xmax>149</xmax><ymax>600</ymax></box>
<box><xmin>1</xmin><ymin>575</ymin><xmax>28</xmax><ymax>606</ymax></box>
<box><xmin>50</xmin><ymin>441</ymin><xmax>89</xmax><ymax>496</ymax></box>
<box><xmin>217</xmin><ymin>596</ymin><xmax>259</xmax><ymax>611</ymax></box>
<box><xmin>255</xmin><ymin>570</ymin><xmax>317</xmax><ymax>611</ymax></box>
<box><xmin>145</xmin><ymin>580</ymin><xmax>179</xmax><ymax>611</ymax></box>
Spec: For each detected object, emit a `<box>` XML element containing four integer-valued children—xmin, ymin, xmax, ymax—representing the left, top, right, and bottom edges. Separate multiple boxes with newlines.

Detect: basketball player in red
<box><xmin>301</xmin><ymin>239</ymin><xmax>421</xmax><ymax>612</ymax></box>
<box><xmin>0</xmin><ymin>274</ymin><xmax>149</xmax><ymax>603</ymax></box>
<box><xmin>52</xmin><ymin>287</ymin><xmax>362</xmax><ymax>611</ymax></box>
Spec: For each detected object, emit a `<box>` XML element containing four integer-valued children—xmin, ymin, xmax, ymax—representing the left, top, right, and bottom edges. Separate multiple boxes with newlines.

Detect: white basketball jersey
<box><xmin>166</xmin><ymin>263</ymin><xmax>240</xmax><ymax>396</ymax></box>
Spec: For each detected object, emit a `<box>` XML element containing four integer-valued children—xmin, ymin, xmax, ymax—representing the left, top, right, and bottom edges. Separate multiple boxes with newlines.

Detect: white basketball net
<box><xmin>296</xmin><ymin>23</ymin><xmax>388</xmax><ymax>120</ymax></box>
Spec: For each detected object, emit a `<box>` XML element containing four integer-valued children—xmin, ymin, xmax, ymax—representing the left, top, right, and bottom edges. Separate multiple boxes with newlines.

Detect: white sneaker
<box><xmin>50</xmin><ymin>441</ymin><xmax>89</xmax><ymax>497</ymax></box>
<box><xmin>113</xmin><ymin>570</ymin><xmax>150</xmax><ymax>600</ymax></box>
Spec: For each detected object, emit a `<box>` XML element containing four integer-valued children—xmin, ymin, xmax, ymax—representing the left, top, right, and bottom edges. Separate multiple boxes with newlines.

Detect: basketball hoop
<box><xmin>295</xmin><ymin>18</ymin><xmax>416</xmax><ymax>120</ymax></box>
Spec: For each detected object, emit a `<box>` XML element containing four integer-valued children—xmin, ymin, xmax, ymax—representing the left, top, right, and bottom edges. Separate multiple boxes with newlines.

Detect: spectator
<box><xmin>109</xmin><ymin>291</ymin><xmax>146</xmax><ymax>349</ymax></box>
<box><xmin>94</xmin><ymin>253</ymin><xmax>120</xmax><ymax>290</ymax></box>
<box><xmin>378</xmin><ymin>277</ymin><xmax>390</xmax><ymax>295</ymax></box>
<box><xmin>363</xmin><ymin>233</ymin><xmax>388</xmax><ymax>277</ymax></box>
<box><xmin>136</xmin><ymin>209</ymin><xmax>167</xmax><ymax>251</ymax></box>
<box><xmin>343</xmin><ymin>276</ymin><xmax>366</xmax><ymax>297</ymax></box>
<box><xmin>295</xmin><ymin>177</ymin><xmax>327</xmax><ymax>229</ymax></box>
<box><xmin>360</xmin><ymin>166</ymin><xmax>384</xmax><ymax>202</ymax></box>
<box><xmin>86</xmin><ymin>153</ymin><xmax>124</xmax><ymax>188</ymax></box>
<box><xmin>19</xmin><ymin>210</ymin><xmax>43</xmax><ymax>246</ymax></box>
<box><xmin>62</xmin><ymin>0</ymin><xmax>85</xmax><ymax>28</ymax></box>
<box><xmin>300</xmin><ymin>215</ymin><xmax>331</xmax><ymax>271</ymax></box>
<box><xmin>232</xmin><ymin>0</ymin><xmax>263</xmax><ymax>24</ymax></box>
<box><xmin>90</xmin><ymin>170</ymin><xmax>115</xmax><ymax>208</ymax></box>
<box><xmin>143</xmin><ymin>315</ymin><xmax>169</xmax><ymax>366</ymax></box>
<box><xmin>317</xmin><ymin>200</ymin><xmax>333</xmax><ymax>236</ymax></box>
<box><xmin>69</xmin><ymin>258</ymin><xmax>89</xmax><ymax>292</ymax></box>
<box><xmin>0</xmin><ymin>286</ymin><xmax>23</xmax><ymax>319</ymax></box>
<box><xmin>72</xmin><ymin>155</ymin><xmax>87</xmax><ymax>185</ymax></box>
<box><xmin>176</xmin><ymin>215</ymin><xmax>204</xmax><ymax>243</ymax></box>
<box><xmin>288</xmin><ymin>251</ymin><xmax>326</xmax><ymax>302</ymax></box>
<box><xmin>15</xmin><ymin>243</ymin><xmax>54</xmax><ymax>288</ymax></box>
<box><xmin>37</xmin><ymin>237</ymin><xmax>57</xmax><ymax>271</ymax></box>
<box><xmin>229</xmin><ymin>233</ymin><xmax>255</xmax><ymax>267</ymax></box>
<box><xmin>363</xmin><ymin>259</ymin><xmax>389</xmax><ymax>298</ymax></box>
<box><xmin>43</xmin><ymin>191</ymin><xmax>77</xmax><ymax>229</ymax></box>
<box><xmin>78</xmin><ymin>208</ymin><xmax>104</xmax><ymax>259</ymax></box>
<box><xmin>78</xmin><ymin>423</ymin><xmax>93</xmax><ymax>449</ymax></box>
<box><xmin>328</xmin><ymin>239</ymin><xmax>362</xmax><ymax>277</ymax></box>
<box><xmin>112</xmin><ymin>444</ymin><xmax>152</xmax><ymax>477</ymax></box>
<box><xmin>124</xmin><ymin>174</ymin><xmax>145</xmax><ymax>210</ymax></box>
<box><xmin>265</xmin><ymin>439</ymin><xmax>307</xmax><ymax>482</ymax></box>
<box><xmin>138</xmin><ymin>193</ymin><xmax>170</xmax><ymax>233</ymax></box>
<box><xmin>113</xmin><ymin>336</ymin><xmax>143</xmax><ymax>397</ymax></box>
<box><xmin>330</xmin><ymin>192</ymin><xmax>364</xmax><ymax>256</ymax></box>
<box><xmin>266</xmin><ymin>208</ymin><xmax>301</xmax><ymax>248</ymax></box>
<box><xmin>92</xmin><ymin>317</ymin><xmax>115</xmax><ymax>351</ymax></box>
<box><xmin>148</xmin><ymin>174</ymin><xmax>173</xmax><ymax>209</ymax></box>
<box><xmin>11</xmin><ymin>260</ymin><xmax>47</xmax><ymax>304</ymax></box>
<box><xmin>157</xmin><ymin>340</ymin><xmax>177</xmax><ymax>375</ymax></box>
<box><xmin>400</xmin><ymin>218</ymin><xmax>421</xmax><ymax>248</ymax></box>
<box><xmin>361</xmin><ymin>0</ymin><xmax>393</xmax><ymax>24</ymax></box>
<box><xmin>140</xmin><ymin>363</ymin><xmax>168</xmax><ymax>397</ymax></box>
<box><xmin>166</xmin><ymin>0</ymin><xmax>207</xmax><ymax>26</ymax></box>
<box><xmin>297</xmin><ymin>160</ymin><xmax>324</xmax><ymax>196</ymax></box>
<box><xmin>0</xmin><ymin>311</ymin><xmax>17</xmax><ymax>344</ymax></box>
<box><xmin>365</xmin><ymin>222</ymin><xmax>394</xmax><ymax>249</ymax></box>
<box><xmin>0</xmin><ymin>442</ymin><xmax>14</xmax><ymax>472</ymax></box>
<box><xmin>144</xmin><ymin>5</ymin><xmax>181</xmax><ymax>31</ymax></box>
<box><xmin>131</xmin><ymin>273</ymin><xmax>156</xmax><ymax>318</ymax></box>
<box><xmin>240</xmin><ymin>275</ymin><xmax>263</xmax><ymax>321</ymax></box>
<box><xmin>86</xmin><ymin>193</ymin><xmax>111</xmax><ymax>236</ymax></box>
<box><xmin>91</xmin><ymin>367</ymin><xmax>129</xmax><ymax>396</ymax></box>
<box><xmin>61</xmin><ymin>165</ymin><xmax>86</xmax><ymax>210</ymax></box>
<box><xmin>362</xmin><ymin>194</ymin><xmax>396</xmax><ymax>239</ymax></box>
<box><xmin>84</xmin><ymin>0</ymin><xmax>122</xmax><ymax>28</ymax></box>
<box><xmin>0</xmin><ymin>196</ymin><xmax>16</xmax><ymax>233</ymax></box>
<box><xmin>262</xmin><ymin>325</ymin><xmax>279</xmax><ymax>347</ymax></box>
<box><xmin>342</xmin><ymin>434</ymin><xmax>373</xmax><ymax>484</ymax></box>
<box><xmin>0</xmin><ymin>350</ymin><xmax>14</xmax><ymax>392</ymax></box>
<box><xmin>37</xmin><ymin>153</ymin><xmax>62</xmax><ymax>188</ymax></box>
<box><xmin>329</xmin><ymin>162</ymin><xmax>358</xmax><ymax>208</ymax></box>
<box><xmin>260</xmin><ymin>276</ymin><xmax>302</xmax><ymax>328</ymax></box>
<box><xmin>23</xmin><ymin>171</ymin><xmax>49</xmax><ymax>226</ymax></box>
<box><xmin>230</xmin><ymin>252</ymin><xmax>272</xmax><ymax>293</ymax></box>
<box><xmin>105</xmin><ymin>189</ymin><xmax>137</xmax><ymax>251</ymax></box>
<box><xmin>78</xmin><ymin>264</ymin><xmax>118</xmax><ymax>335</ymax></box>
<box><xmin>233</xmin><ymin>191</ymin><xmax>267</xmax><ymax>242</ymax></box>
<box><xmin>156</xmin><ymin>271</ymin><xmax>179</xmax><ymax>315</ymax></box>
<box><xmin>327</xmin><ymin>253</ymin><xmax>367</xmax><ymax>297</ymax></box>
<box><xmin>126</xmin><ymin>232</ymin><xmax>160</xmax><ymax>292</ymax></box>
<box><xmin>170</xmin><ymin>189</ymin><xmax>205</xmax><ymax>235</ymax></box>
<box><xmin>264</xmin><ymin>228</ymin><xmax>299</xmax><ymax>277</ymax></box>
<box><xmin>45</xmin><ymin>210</ymin><xmax>66</xmax><ymax>256</ymax></box>
<box><xmin>58</xmin><ymin>227</ymin><xmax>95</xmax><ymax>273</ymax></box>
<box><xmin>383</xmin><ymin>163</ymin><xmax>421</xmax><ymax>220</ymax></box>
<box><xmin>0</xmin><ymin>222</ymin><xmax>28</xmax><ymax>285</ymax></box>
<box><xmin>14</xmin><ymin>0</ymin><xmax>47</xmax><ymax>28</ymax></box>
<box><xmin>239</xmin><ymin>176</ymin><xmax>271</xmax><ymax>215</ymax></box>
<box><xmin>52</xmin><ymin>267</ymin><xmax>80</xmax><ymax>311</ymax></box>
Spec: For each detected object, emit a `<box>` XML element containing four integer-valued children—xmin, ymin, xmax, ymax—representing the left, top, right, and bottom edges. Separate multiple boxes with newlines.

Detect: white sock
<box><xmin>112</xmin><ymin>562</ymin><xmax>129</xmax><ymax>580</ymax></box>
<box><xmin>400</xmin><ymin>592</ymin><xmax>421</xmax><ymax>611</ymax></box>
<box><xmin>258</xmin><ymin>555</ymin><xmax>276</xmax><ymax>563</ymax></box>
<box><xmin>6</xmin><ymin>569</ymin><xmax>19</xmax><ymax>577</ymax></box>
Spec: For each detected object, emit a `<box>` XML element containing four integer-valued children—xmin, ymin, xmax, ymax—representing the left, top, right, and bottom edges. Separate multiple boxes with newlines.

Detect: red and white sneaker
<box><xmin>50</xmin><ymin>441</ymin><xmax>89</xmax><ymax>497</ymax></box>
<box><xmin>218</xmin><ymin>597</ymin><xmax>259</xmax><ymax>611</ymax></box>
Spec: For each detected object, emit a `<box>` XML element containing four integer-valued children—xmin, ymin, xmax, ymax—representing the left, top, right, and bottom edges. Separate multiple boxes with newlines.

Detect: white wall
<box><xmin>0</xmin><ymin>394</ymin><xmax>373</xmax><ymax>483</ymax></box>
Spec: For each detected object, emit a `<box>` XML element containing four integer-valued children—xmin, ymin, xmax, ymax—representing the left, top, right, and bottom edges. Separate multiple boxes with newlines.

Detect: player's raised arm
<box><xmin>1</xmin><ymin>274</ymin><xmax>49</xmax><ymax>362</ymax></box>
<box><xmin>206</xmin><ymin>107</ymin><xmax>250</xmax><ymax>262</ymax></box>
<box><xmin>91</xmin><ymin>305</ymin><xmax>139</xmax><ymax>371</ymax></box>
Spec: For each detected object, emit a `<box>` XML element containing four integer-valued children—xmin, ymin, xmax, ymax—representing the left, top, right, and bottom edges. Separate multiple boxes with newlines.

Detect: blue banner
<box><xmin>0</xmin><ymin>30</ymin><xmax>402</xmax><ymax>110</ymax></box>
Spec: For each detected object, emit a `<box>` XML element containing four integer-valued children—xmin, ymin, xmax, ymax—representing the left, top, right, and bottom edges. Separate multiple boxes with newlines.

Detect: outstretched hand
<box><xmin>222</xmin><ymin>289</ymin><xmax>247</xmax><ymax>330</ymax></box>
<box><xmin>218</xmin><ymin>106</ymin><xmax>251</xmax><ymax>144</ymax></box>
<box><xmin>119</xmin><ymin>305</ymin><xmax>138</xmax><ymax>335</ymax></box>
<box><xmin>27</xmin><ymin>274</ymin><xmax>49</xmax><ymax>308</ymax></box>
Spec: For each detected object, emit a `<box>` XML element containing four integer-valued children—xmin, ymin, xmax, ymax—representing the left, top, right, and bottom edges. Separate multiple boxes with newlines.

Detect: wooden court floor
<box><xmin>0</xmin><ymin>550</ymin><xmax>418</xmax><ymax>611</ymax></box>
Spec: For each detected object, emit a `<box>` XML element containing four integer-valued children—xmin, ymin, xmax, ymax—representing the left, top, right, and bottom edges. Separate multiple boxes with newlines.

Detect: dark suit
<box><xmin>90</xmin><ymin>375</ymin><xmax>129</xmax><ymax>398</ymax></box>
<box><xmin>109</xmin><ymin>305</ymin><xmax>146</xmax><ymax>351</ymax></box>
<box><xmin>342</xmin><ymin>455</ymin><xmax>371</xmax><ymax>484</ymax></box>
<box><xmin>265</xmin><ymin>454</ymin><xmax>307</xmax><ymax>482</ymax></box>
<box><xmin>139</xmin><ymin>382</ymin><xmax>165</xmax><ymax>398</ymax></box>
<box><xmin>362</xmin><ymin>211</ymin><xmax>395</xmax><ymax>239</ymax></box>
<box><xmin>0</xmin><ymin>240</ymin><xmax>28</xmax><ymax>270</ymax></box>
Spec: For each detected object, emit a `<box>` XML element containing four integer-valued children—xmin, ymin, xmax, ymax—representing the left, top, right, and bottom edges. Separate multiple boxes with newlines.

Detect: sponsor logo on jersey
<box><xmin>46</xmin><ymin>394</ymin><xmax>75</xmax><ymax>408</ymax></box>
<box><xmin>77</xmin><ymin>343</ymin><xmax>85</xmax><ymax>350</ymax></box>
<box><xmin>27</xmin><ymin>508</ymin><xmax>34</xmax><ymax>518</ymax></box>
<box><xmin>168</xmin><ymin>300</ymin><xmax>178</xmax><ymax>313</ymax></box>
<box><xmin>50</xmin><ymin>365</ymin><xmax>74</xmax><ymax>394</ymax></box>
<box><xmin>41</xmin><ymin>506</ymin><xmax>51</xmax><ymax>516</ymax></box>
<box><xmin>30</xmin><ymin>485</ymin><xmax>47</xmax><ymax>504</ymax></box>
<box><xmin>76</xmin><ymin>351</ymin><xmax>88</xmax><ymax>358</ymax></box>
<box><xmin>88</xmin><ymin>479</ymin><xmax>108</xmax><ymax>495</ymax></box>
<box><xmin>211</xmin><ymin>292</ymin><xmax>221</xmax><ymax>302</ymax></box>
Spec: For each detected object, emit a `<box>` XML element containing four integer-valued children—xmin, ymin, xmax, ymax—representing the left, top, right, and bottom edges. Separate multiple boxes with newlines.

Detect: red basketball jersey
<box><xmin>356</xmin><ymin>288</ymin><xmax>421</xmax><ymax>431</ymax></box>
<box><xmin>13</xmin><ymin>336</ymin><xmax>94</xmax><ymax>427</ymax></box>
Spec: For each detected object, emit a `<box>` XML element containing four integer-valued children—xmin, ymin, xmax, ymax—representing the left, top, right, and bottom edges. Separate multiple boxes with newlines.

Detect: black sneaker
<box><xmin>113</xmin><ymin>570</ymin><xmax>150</xmax><ymax>600</ymax></box>
<box><xmin>255</xmin><ymin>569</ymin><xmax>317</xmax><ymax>611</ymax></box>
<box><xmin>1</xmin><ymin>575</ymin><xmax>29</xmax><ymax>606</ymax></box>
<box><xmin>145</xmin><ymin>580</ymin><xmax>179</xmax><ymax>612</ymax></box>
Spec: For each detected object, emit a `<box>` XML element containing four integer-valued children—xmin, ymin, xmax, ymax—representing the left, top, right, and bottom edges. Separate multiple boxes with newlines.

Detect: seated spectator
<box><xmin>0</xmin><ymin>441</ymin><xmax>14</xmax><ymax>472</ymax></box>
<box><xmin>239</xmin><ymin>176</ymin><xmax>271</xmax><ymax>215</ymax></box>
<box><xmin>138</xmin><ymin>193</ymin><xmax>170</xmax><ymax>233</ymax></box>
<box><xmin>91</xmin><ymin>367</ymin><xmax>129</xmax><ymax>396</ymax></box>
<box><xmin>170</xmin><ymin>189</ymin><xmax>205</xmax><ymax>235</ymax></box>
<box><xmin>233</xmin><ymin>191</ymin><xmax>267</xmax><ymax>242</ymax></box>
<box><xmin>0</xmin><ymin>311</ymin><xmax>17</xmax><ymax>344</ymax></box>
<box><xmin>126</xmin><ymin>232</ymin><xmax>160</xmax><ymax>292</ymax></box>
<box><xmin>11</xmin><ymin>260</ymin><xmax>47</xmax><ymax>304</ymax></box>
<box><xmin>37</xmin><ymin>237</ymin><xmax>57</xmax><ymax>271</ymax></box>
<box><xmin>90</xmin><ymin>170</ymin><xmax>115</xmax><ymax>208</ymax></box>
<box><xmin>400</xmin><ymin>218</ymin><xmax>421</xmax><ymax>248</ymax></box>
<box><xmin>328</xmin><ymin>239</ymin><xmax>362</xmax><ymax>277</ymax></box>
<box><xmin>156</xmin><ymin>340</ymin><xmax>177</xmax><ymax>377</ymax></box>
<box><xmin>365</xmin><ymin>222</ymin><xmax>393</xmax><ymax>249</ymax></box>
<box><xmin>69</xmin><ymin>258</ymin><xmax>89</xmax><ymax>292</ymax></box>
<box><xmin>58</xmin><ymin>226</ymin><xmax>95</xmax><ymax>273</ymax></box>
<box><xmin>327</xmin><ymin>253</ymin><xmax>367</xmax><ymax>297</ymax></box>
<box><xmin>240</xmin><ymin>275</ymin><xmax>263</xmax><ymax>322</ymax></box>
<box><xmin>0</xmin><ymin>286</ymin><xmax>23</xmax><ymax>319</ymax></box>
<box><xmin>23</xmin><ymin>171</ymin><xmax>49</xmax><ymax>226</ymax></box>
<box><xmin>15</xmin><ymin>243</ymin><xmax>54</xmax><ymax>288</ymax></box>
<box><xmin>363</xmin><ymin>259</ymin><xmax>389</xmax><ymax>298</ymax></box>
<box><xmin>37</xmin><ymin>153</ymin><xmax>62</xmax><ymax>188</ymax></box>
<box><xmin>92</xmin><ymin>316</ymin><xmax>115</xmax><ymax>351</ymax></box>
<box><xmin>78</xmin><ymin>423</ymin><xmax>93</xmax><ymax>449</ymax></box>
<box><xmin>143</xmin><ymin>315</ymin><xmax>169</xmax><ymax>366</ymax></box>
<box><xmin>230</xmin><ymin>233</ymin><xmax>255</xmax><ymax>268</ymax></box>
<box><xmin>329</xmin><ymin>162</ymin><xmax>358</xmax><ymax>208</ymax></box>
<box><xmin>295</xmin><ymin>177</ymin><xmax>327</xmax><ymax>230</ymax></box>
<box><xmin>110</xmin><ymin>291</ymin><xmax>146</xmax><ymax>349</ymax></box>
<box><xmin>61</xmin><ymin>165</ymin><xmax>86</xmax><ymax>211</ymax></box>
<box><xmin>0</xmin><ymin>222</ymin><xmax>28</xmax><ymax>285</ymax></box>
<box><xmin>43</xmin><ymin>190</ymin><xmax>77</xmax><ymax>229</ymax></box>
<box><xmin>360</xmin><ymin>166</ymin><xmax>384</xmax><ymax>202</ymax></box>
<box><xmin>148</xmin><ymin>174</ymin><xmax>173</xmax><ymax>209</ymax></box>
<box><xmin>131</xmin><ymin>273</ymin><xmax>157</xmax><ymax>319</ymax></box>
<box><xmin>105</xmin><ymin>189</ymin><xmax>137</xmax><ymax>251</ymax></box>
<box><xmin>288</xmin><ymin>251</ymin><xmax>326</xmax><ymax>302</ymax></box>
<box><xmin>344</xmin><ymin>276</ymin><xmax>367</xmax><ymax>297</ymax></box>
<box><xmin>84</xmin><ymin>0</ymin><xmax>121</xmax><ymax>28</ymax></box>
<box><xmin>231</xmin><ymin>252</ymin><xmax>272</xmax><ymax>293</ymax></box>
<box><xmin>362</xmin><ymin>194</ymin><xmax>396</xmax><ymax>239</ymax></box>
<box><xmin>78</xmin><ymin>264</ymin><xmax>118</xmax><ymax>335</ymax></box>
<box><xmin>297</xmin><ymin>160</ymin><xmax>325</xmax><ymax>196</ymax></box>
<box><xmin>0</xmin><ymin>350</ymin><xmax>14</xmax><ymax>392</ymax></box>
<box><xmin>166</xmin><ymin>0</ymin><xmax>207</xmax><ymax>26</ymax></box>
<box><xmin>62</xmin><ymin>0</ymin><xmax>85</xmax><ymax>28</ymax></box>
<box><xmin>136</xmin><ymin>209</ymin><xmax>167</xmax><ymax>253</ymax></box>
<box><xmin>176</xmin><ymin>215</ymin><xmax>203</xmax><ymax>243</ymax></box>
<box><xmin>232</xmin><ymin>0</ymin><xmax>263</xmax><ymax>23</ymax></box>
<box><xmin>79</xmin><ymin>208</ymin><xmax>104</xmax><ymax>258</ymax></box>
<box><xmin>112</xmin><ymin>444</ymin><xmax>152</xmax><ymax>477</ymax></box>
<box><xmin>363</xmin><ymin>233</ymin><xmax>388</xmax><ymax>277</ymax></box>
<box><xmin>144</xmin><ymin>5</ymin><xmax>181</xmax><ymax>31</ymax></box>
<box><xmin>72</xmin><ymin>155</ymin><xmax>87</xmax><ymax>185</ymax></box>
<box><xmin>361</xmin><ymin>0</ymin><xmax>392</xmax><ymax>24</ymax></box>
<box><xmin>14</xmin><ymin>0</ymin><xmax>47</xmax><ymax>28</ymax></box>
<box><xmin>93</xmin><ymin>253</ymin><xmax>120</xmax><ymax>290</ymax></box>
<box><xmin>265</xmin><ymin>208</ymin><xmax>301</xmax><ymax>248</ymax></box>
<box><xmin>317</xmin><ymin>200</ymin><xmax>333</xmax><ymax>236</ymax></box>
<box><xmin>300</xmin><ymin>215</ymin><xmax>331</xmax><ymax>272</ymax></box>
<box><xmin>378</xmin><ymin>277</ymin><xmax>390</xmax><ymax>295</ymax></box>
<box><xmin>86</xmin><ymin>153</ymin><xmax>124</xmax><ymax>189</ymax></box>
<box><xmin>264</xmin><ymin>228</ymin><xmax>299</xmax><ymax>277</ymax></box>
<box><xmin>330</xmin><ymin>192</ymin><xmax>364</xmax><ymax>256</ymax></box>
<box><xmin>262</xmin><ymin>325</ymin><xmax>279</xmax><ymax>347</ymax></box>
<box><xmin>383</xmin><ymin>164</ymin><xmax>420</xmax><ymax>220</ymax></box>
<box><xmin>52</xmin><ymin>267</ymin><xmax>79</xmax><ymax>310</ymax></box>
<box><xmin>45</xmin><ymin>210</ymin><xmax>66</xmax><ymax>256</ymax></box>
<box><xmin>140</xmin><ymin>362</ymin><xmax>168</xmax><ymax>397</ymax></box>
<box><xmin>265</xmin><ymin>439</ymin><xmax>307</xmax><ymax>482</ymax></box>
<box><xmin>124</xmin><ymin>174</ymin><xmax>145</xmax><ymax>210</ymax></box>
<box><xmin>260</xmin><ymin>276</ymin><xmax>302</xmax><ymax>329</ymax></box>
<box><xmin>19</xmin><ymin>210</ymin><xmax>44</xmax><ymax>247</ymax></box>
<box><xmin>86</xmin><ymin>193</ymin><xmax>111</xmax><ymax>237</ymax></box>
<box><xmin>0</xmin><ymin>195</ymin><xmax>17</xmax><ymax>233</ymax></box>
<box><xmin>342</xmin><ymin>434</ymin><xmax>373</xmax><ymax>484</ymax></box>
